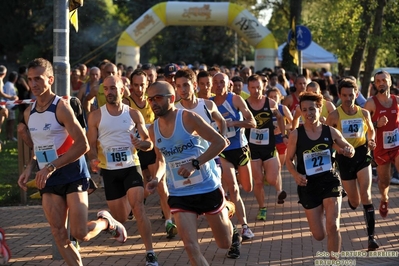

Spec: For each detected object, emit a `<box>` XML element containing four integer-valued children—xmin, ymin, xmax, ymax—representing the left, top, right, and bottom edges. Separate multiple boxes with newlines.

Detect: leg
<box><xmin>67</xmin><ymin>191</ymin><xmax>108</xmax><ymax>242</ymax></box>
<box><xmin>376</xmin><ymin>163</ymin><xmax>391</xmax><ymax>202</ymax></box>
<box><xmin>220</xmin><ymin>158</ymin><xmax>248</xmax><ymax>225</ymax></box>
<box><xmin>251</xmin><ymin>159</ymin><xmax>265</xmax><ymax>208</ymax></box>
<box><xmin>376</xmin><ymin>163</ymin><xmax>391</xmax><ymax>217</ymax></box>
<box><xmin>323</xmin><ymin>196</ymin><xmax>342</xmax><ymax>258</ymax></box>
<box><xmin>357</xmin><ymin>166</ymin><xmax>379</xmax><ymax>250</ymax></box>
<box><xmin>205</xmin><ymin>208</ymin><xmax>232</xmax><ymax>249</ymax></box>
<box><xmin>341</xmin><ymin>179</ymin><xmax>360</xmax><ymax>209</ymax></box>
<box><xmin>174</xmin><ymin>212</ymin><xmax>208</xmax><ymax>266</ymax></box>
<box><xmin>42</xmin><ymin>193</ymin><xmax>83</xmax><ymax>266</ymax></box>
<box><xmin>264</xmin><ymin>157</ymin><xmax>283</xmax><ymax>194</ymax></box>
<box><xmin>126</xmin><ymin>186</ymin><xmax>154</xmax><ymax>252</ymax></box>
<box><xmin>304</xmin><ymin>205</ymin><xmax>326</xmax><ymax>242</ymax></box>
<box><xmin>236</xmin><ymin>163</ymin><xmax>253</xmax><ymax>192</ymax></box>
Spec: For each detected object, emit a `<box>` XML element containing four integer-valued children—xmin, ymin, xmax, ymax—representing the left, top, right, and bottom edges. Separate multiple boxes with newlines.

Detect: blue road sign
<box><xmin>288</xmin><ymin>25</ymin><xmax>312</xmax><ymax>51</ymax></box>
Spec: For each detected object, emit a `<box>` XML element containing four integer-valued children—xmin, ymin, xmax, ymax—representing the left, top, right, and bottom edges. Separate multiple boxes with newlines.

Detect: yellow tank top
<box><xmin>320</xmin><ymin>99</ymin><xmax>329</xmax><ymax>119</ymax></box>
<box><xmin>97</xmin><ymin>83</ymin><xmax>106</xmax><ymax>107</ymax></box>
<box><xmin>336</xmin><ymin>106</ymin><xmax>367</xmax><ymax>148</ymax></box>
<box><xmin>125</xmin><ymin>96</ymin><xmax>155</xmax><ymax>124</ymax></box>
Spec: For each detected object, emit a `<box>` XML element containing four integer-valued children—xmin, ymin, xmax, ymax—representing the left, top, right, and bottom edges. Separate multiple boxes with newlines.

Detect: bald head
<box><xmin>148</xmin><ymin>81</ymin><xmax>175</xmax><ymax>96</ymax></box>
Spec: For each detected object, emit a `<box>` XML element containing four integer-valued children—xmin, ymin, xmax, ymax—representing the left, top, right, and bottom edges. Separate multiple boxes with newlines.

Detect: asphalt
<box><xmin>0</xmin><ymin>168</ymin><xmax>398</xmax><ymax>266</ymax></box>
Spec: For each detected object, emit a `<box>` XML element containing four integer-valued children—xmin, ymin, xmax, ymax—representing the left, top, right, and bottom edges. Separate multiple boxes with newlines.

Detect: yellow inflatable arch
<box><xmin>116</xmin><ymin>2</ymin><xmax>277</xmax><ymax>71</ymax></box>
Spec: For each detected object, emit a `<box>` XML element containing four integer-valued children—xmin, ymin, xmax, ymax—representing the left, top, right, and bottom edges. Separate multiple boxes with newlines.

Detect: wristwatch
<box><xmin>45</xmin><ymin>162</ymin><xmax>56</xmax><ymax>173</ymax></box>
<box><xmin>191</xmin><ymin>159</ymin><xmax>200</xmax><ymax>170</ymax></box>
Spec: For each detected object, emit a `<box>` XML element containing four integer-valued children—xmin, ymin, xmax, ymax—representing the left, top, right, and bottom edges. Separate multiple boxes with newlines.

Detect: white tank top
<box><xmin>97</xmin><ymin>104</ymin><xmax>140</xmax><ymax>169</ymax></box>
<box><xmin>29</xmin><ymin>96</ymin><xmax>73</xmax><ymax>169</ymax></box>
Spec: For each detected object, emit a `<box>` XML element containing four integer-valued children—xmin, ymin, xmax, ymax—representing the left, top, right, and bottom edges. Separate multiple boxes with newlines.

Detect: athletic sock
<box><xmin>363</xmin><ymin>204</ymin><xmax>375</xmax><ymax>237</ymax></box>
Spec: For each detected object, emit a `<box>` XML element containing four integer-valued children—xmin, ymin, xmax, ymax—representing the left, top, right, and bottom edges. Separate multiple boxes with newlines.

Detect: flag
<box><xmin>289</xmin><ymin>17</ymin><xmax>298</xmax><ymax>65</ymax></box>
<box><xmin>70</xmin><ymin>9</ymin><xmax>79</xmax><ymax>32</ymax></box>
<box><xmin>69</xmin><ymin>0</ymin><xmax>84</xmax><ymax>32</ymax></box>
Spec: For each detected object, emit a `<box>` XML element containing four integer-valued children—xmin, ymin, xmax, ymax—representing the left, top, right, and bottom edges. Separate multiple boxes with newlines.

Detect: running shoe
<box><xmin>368</xmin><ymin>236</ymin><xmax>379</xmax><ymax>251</ymax></box>
<box><xmin>165</xmin><ymin>221</ymin><xmax>177</xmax><ymax>239</ymax></box>
<box><xmin>226</xmin><ymin>225</ymin><xmax>241</xmax><ymax>259</ymax></box>
<box><xmin>97</xmin><ymin>210</ymin><xmax>127</xmax><ymax>243</ymax></box>
<box><xmin>145</xmin><ymin>252</ymin><xmax>158</xmax><ymax>266</ymax></box>
<box><xmin>257</xmin><ymin>208</ymin><xmax>267</xmax><ymax>221</ymax></box>
<box><xmin>241</xmin><ymin>226</ymin><xmax>254</xmax><ymax>241</ymax></box>
<box><xmin>378</xmin><ymin>201</ymin><xmax>388</xmax><ymax>218</ymax></box>
<box><xmin>390</xmin><ymin>177</ymin><xmax>399</xmax><ymax>185</ymax></box>
<box><xmin>0</xmin><ymin>228</ymin><xmax>11</xmax><ymax>264</ymax></box>
<box><xmin>277</xmin><ymin>190</ymin><xmax>287</xmax><ymax>204</ymax></box>
<box><xmin>225</xmin><ymin>200</ymin><xmax>236</xmax><ymax>219</ymax></box>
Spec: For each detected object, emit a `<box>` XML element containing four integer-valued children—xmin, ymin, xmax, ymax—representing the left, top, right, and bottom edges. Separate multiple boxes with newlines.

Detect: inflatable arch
<box><xmin>116</xmin><ymin>2</ymin><xmax>277</xmax><ymax>71</ymax></box>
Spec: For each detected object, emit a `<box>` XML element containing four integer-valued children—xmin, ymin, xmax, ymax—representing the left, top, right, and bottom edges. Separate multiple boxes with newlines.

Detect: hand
<box><xmin>90</xmin><ymin>159</ymin><xmax>100</xmax><ymax>173</ymax></box>
<box><xmin>35</xmin><ymin>168</ymin><xmax>51</xmax><ymax>190</ymax></box>
<box><xmin>378</xmin><ymin>116</ymin><xmax>388</xmax><ymax>127</ymax></box>
<box><xmin>130</xmin><ymin>134</ymin><xmax>142</xmax><ymax>149</ymax></box>
<box><xmin>294</xmin><ymin>173</ymin><xmax>307</xmax><ymax>186</ymax></box>
<box><xmin>178</xmin><ymin>162</ymin><xmax>195</xmax><ymax>178</ymax></box>
<box><xmin>146</xmin><ymin>179</ymin><xmax>159</xmax><ymax>194</ymax></box>
<box><xmin>341</xmin><ymin>145</ymin><xmax>355</xmax><ymax>158</ymax></box>
<box><xmin>368</xmin><ymin>139</ymin><xmax>376</xmax><ymax>150</ymax></box>
<box><xmin>18</xmin><ymin>169</ymin><xmax>32</xmax><ymax>191</ymax></box>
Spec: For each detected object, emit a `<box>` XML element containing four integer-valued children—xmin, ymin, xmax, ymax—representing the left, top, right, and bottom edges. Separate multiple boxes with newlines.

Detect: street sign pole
<box><xmin>288</xmin><ymin>25</ymin><xmax>312</xmax><ymax>74</ymax></box>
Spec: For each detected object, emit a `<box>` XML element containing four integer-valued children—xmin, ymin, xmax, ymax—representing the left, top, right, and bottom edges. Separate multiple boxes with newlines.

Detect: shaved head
<box><xmin>148</xmin><ymin>81</ymin><xmax>175</xmax><ymax>96</ymax></box>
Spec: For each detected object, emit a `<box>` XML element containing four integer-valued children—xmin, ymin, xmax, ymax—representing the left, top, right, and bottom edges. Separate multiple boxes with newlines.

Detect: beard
<box><xmin>378</xmin><ymin>87</ymin><xmax>388</xmax><ymax>94</ymax></box>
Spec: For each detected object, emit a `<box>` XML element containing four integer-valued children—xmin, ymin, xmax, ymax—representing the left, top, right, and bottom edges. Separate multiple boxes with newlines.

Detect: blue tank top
<box><xmin>274</xmin><ymin>105</ymin><xmax>285</xmax><ymax>144</ymax></box>
<box><xmin>153</xmin><ymin>109</ymin><xmax>220</xmax><ymax>196</ymax></box>
<box><xmin>211</xmin><ymin>92</ymin><xmax>247</xmax><ymax>150</ymax></box>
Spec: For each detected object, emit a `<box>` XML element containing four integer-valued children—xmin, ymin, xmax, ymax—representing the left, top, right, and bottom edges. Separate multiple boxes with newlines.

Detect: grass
<box><xmin>0</xmin><ymin>119</ymin><xmax>40</xmax><ymax>206</ymax></box>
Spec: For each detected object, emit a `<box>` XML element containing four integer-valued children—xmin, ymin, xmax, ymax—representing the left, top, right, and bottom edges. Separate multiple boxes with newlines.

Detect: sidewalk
<box><xmin>1</xmin><ymin>168</ymin><xmax>398</xmax><ymax>265</ymax></box>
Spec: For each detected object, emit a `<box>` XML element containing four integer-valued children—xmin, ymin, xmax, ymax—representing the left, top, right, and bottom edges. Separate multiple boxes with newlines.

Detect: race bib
<box><xmin>34</xmin><ymin>144</ymin><xmax>58</xmax><ymax>169</ymax></box>
<box><xmin>383</xmin><ymin>128</ymin><xmax>399</xmax><ymax>149</ymax></box>
<box><xmin>105</xmin><ymin>146</ymin><xmax>133</xmax><ymax>168</ymax></box>
<box><xmin>341</xmin><ymin>118</ymin><xmax>364</xmax><ymax>139</ymax></box>
<box><xmin>303</xmin><ymin>149</ymin><xmax>332</xmax><ymax>176</ymax></box>
<box><xmin>249</xmin><ymin>128</ymin><xmax>269</xmax><ymax>145</ymax></box>
<box><xmin>211</xmin><ymin>118</ymin><xmax>235</xmax><ymax>138</ymax></box>
<box><xmin>168</xmin><ymin>157</ymin><xmax>203</xmax><ymax>188</ymax></box>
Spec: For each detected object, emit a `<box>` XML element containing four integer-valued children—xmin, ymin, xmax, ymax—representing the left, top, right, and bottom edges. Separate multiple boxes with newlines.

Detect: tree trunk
<box><xmin>349</xmin><ymin>0</ymin><xmax>373</xmax><ymax>79</ymax></box>
<box><xmin>361</xmin><ymin>0</ymin><xmax>386</xmax><ymax>97</ymax></box>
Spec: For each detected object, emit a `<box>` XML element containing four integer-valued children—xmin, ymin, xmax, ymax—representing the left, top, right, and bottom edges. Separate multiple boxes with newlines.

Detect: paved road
<box><xmin>1</xmin><ymin>168</ymin><xmax>398</xmax><ymax>265</ymax></box>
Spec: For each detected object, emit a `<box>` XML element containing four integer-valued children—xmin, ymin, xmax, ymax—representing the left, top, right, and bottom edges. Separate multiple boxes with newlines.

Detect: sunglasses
<box><xmin>147</xmin><ymin>94</ymin><xmax>173</xmax><ymax>102</ymax></box>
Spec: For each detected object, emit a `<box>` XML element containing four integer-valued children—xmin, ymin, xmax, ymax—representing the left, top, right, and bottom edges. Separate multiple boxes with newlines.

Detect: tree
<box><xmin>361</xmin><ymin>0</ymin><xmax>387</xmax><ymax>97</ymax></box>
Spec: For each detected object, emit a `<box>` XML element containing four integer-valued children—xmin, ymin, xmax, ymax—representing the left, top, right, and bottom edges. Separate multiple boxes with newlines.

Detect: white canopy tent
<box><xmin>278</xmin><ymin>41</ymin><xmax>338</xmax><ymax>69</ymax></box>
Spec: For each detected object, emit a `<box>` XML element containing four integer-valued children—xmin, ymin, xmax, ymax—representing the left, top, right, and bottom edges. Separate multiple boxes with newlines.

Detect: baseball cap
<box><xmin>164</xmin><ymin>63</ymin><xmax>180</xmax><ymax>77</ymax></box>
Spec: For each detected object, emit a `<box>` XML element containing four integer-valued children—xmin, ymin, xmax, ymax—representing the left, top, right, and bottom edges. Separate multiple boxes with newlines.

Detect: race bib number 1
<box><xmin>34</xmin><ymin>144</ymin><xmax>58</xmax><ymax>169</ymax></box>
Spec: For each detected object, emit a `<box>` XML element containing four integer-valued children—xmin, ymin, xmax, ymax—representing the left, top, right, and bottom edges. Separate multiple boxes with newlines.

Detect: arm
<box><xmin>282</xmin><ymin>94</ymin><xmax>292</xmax><ymax>108</ymax></box>
<box><xmin>326</xmin><ymin>101</ymin><xmax>336</xmax><ymax>113</ymax></box>
<box><xmin>362</xmin><ymin>108</ymin><xmax>376</xmax><ymax>150</ymax></box>
<box><xmin>270</xmin><ymin>99</ymin><xmax>286</xmax><ymax>139</ymax></box>
<box><xmin>325</xmin><ymin>109</ymin><xmax>339</xmax><ymax>128</ymax></box>
<box><xmin>35</xmin><ymin>99</ymin><xmax>90</xmax><ymax>189</ymax></box>
<box><xmin>146</xmin><ymin>125</ymin><xmax>166</xmax><ymax>194</ymax></box>
<box><xmin>231</xmin><ymin>94</ymin><xmax>256</xmax><ymax>128</ymax></box>
<box><xmin>285</xmin><ymin>129</ymin><xmax>307</xmax><ymax>186</ymax></box>
<box><xmin>86</xmin><ymin>109</ymin><xmax>101</xmax><ymax>172</ymax></box>
<box><xmin>183</xmin><ymin>110</ymin><xmax>228</xmax><ymax>167</ymax></box>
<box><xmin>330</xmin><ymin>127</ymin><xmax>355</xmax><ymax>158</ymax></box>
<box><xmin>291</xmin><ymin>105</ymin><xmax>301</xmax><ymax>129</ymax></box>
<box><xmin>282</xmin><ymin>105</ymin><xmax>293</xmax><ymax>132</ymax></box>
<box><xmin>76</xmin><ymin>82</ymin><xmax>87</xmax><ymax>102</ymax></box>
<box><xmin>17</xmin><ymin>107</ymin><xmax>36</xmax><ymax>190</ymax></box>
<box><xmin>206</xmin><ymin>99</ymin><xmax>228</xmax><ymax>137</ymax></box>
<box><xmin>130</xmin><ymin>109</ymin><xmax>153</xmax><ymax>151</ymax></box>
